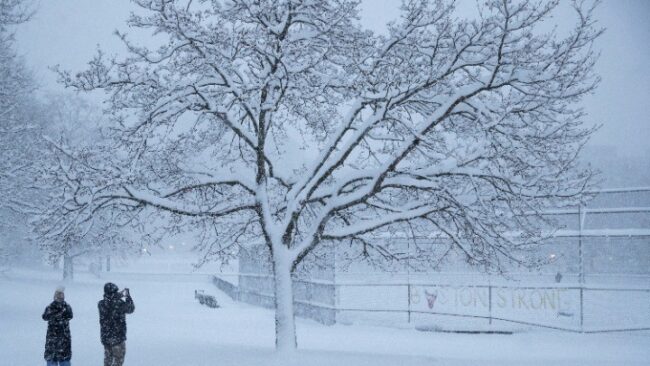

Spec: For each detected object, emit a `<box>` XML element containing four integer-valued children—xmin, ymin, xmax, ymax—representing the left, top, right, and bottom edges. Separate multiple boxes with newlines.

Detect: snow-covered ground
<box><xmin>1</xmin><ymin>268</ymin><xmax>648</xmax><ymax>366</ymax></box>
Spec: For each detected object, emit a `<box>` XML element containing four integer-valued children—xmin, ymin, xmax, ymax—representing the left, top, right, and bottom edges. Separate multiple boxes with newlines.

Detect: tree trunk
<box><xmin>106</xmin><ymin>255</ymin><xmax>111</xmax><ymax>272</ymax></box>
<box><xmin>272</xmin><ymin>251</ymin><xmax>297</xmax><ymax>351</ymax></box>
<box><xmin>62</xmin><ymin>254</ymin><xmax>73</xmax><ymax>281</ymax></box>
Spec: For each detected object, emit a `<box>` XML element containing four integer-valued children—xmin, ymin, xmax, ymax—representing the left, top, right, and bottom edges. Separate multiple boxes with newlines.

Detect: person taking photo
<box><xmin>98</xmin><ymin>282</ymin><xmax>135</xmax><ymax>366</ymax></box>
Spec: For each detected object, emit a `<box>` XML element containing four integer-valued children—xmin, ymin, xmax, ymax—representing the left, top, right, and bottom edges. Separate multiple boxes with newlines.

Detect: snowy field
<box><xmin>1</xmin><ymin>268</ymin><xmax>649</xmax><ymax>366</ymax></box>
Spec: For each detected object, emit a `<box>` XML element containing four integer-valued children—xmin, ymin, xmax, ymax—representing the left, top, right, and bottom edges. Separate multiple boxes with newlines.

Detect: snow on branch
<box><xmin>44</xmin><ymin>0</ymin><xmax>602</xmax><ymax>277</ymax></box>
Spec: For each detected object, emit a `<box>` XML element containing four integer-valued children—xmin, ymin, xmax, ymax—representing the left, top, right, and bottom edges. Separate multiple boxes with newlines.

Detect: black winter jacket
<box><xmin>42</xmin><ymin>300</ymin><xmax>73</xmax><ymax>361</ymax></box>
<box><xmin>98</xmin><ymin>293</ymin><xmax>135</xmax><ymax>346</ymax></box>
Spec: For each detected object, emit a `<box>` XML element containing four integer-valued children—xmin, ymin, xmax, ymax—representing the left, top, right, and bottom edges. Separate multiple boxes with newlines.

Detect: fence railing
<box><xmin>217</xmin><ymin>187</ymin><xmax>650</xmax><ymax>332</ymax></box>
<box><xmin>334</xmin><ymin>280</ymin><xmax>650</xmax><ymax>333</ymax></box>
<box><xmin>212</xmin><ymin>272</ymin><xmax>650</xmax><ymax>333</ymax></box>
<box><xmin>213</xmin><ymin>272</ymin><xmax>338</xmax><ymax>325</ymax></box>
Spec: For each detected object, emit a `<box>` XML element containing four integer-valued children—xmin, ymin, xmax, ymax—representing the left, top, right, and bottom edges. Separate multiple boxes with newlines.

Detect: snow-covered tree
<box><xmin>0</xmin><ymin>0</ymin><xmax>35</xmax><ymax>218</ymax></box>
<box><xmin>31</xmin><ymin>94</ymin><xmax>141</xmax><ymax>280</ymax></box>
<box><xmin>52</xmin><ymin>0</ymin><xmax>601</xmax><ymax>350</ymax></box>
<box><xmin>0</xmin><ymin>0</ymin><xmax>39</xmax><ymax>267</ymax></box>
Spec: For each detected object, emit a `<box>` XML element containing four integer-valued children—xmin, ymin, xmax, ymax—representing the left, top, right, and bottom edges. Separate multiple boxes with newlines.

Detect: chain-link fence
<box><xmin>213</xmin><ymin>188</ymin><xmax>650</xmax><ymax>332</ymax></box>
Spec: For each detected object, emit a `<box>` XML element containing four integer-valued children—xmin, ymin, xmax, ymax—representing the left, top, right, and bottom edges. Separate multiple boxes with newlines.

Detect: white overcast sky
<box><xmin>14</xmin><ymin>0</ymin><xmax>650</xmax><ymax>158</ymax></box>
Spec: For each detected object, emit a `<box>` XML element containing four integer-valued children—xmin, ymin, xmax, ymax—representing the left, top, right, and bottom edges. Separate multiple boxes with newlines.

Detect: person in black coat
<box><xmin>99</xmin><ymin>282</ymin><xmax>135</xmax><ymax>366</ymax></box>
<box><xmin>42</xmin><ymin>287</ymin><xmax>73</xmax><ymax>366</ymax></box>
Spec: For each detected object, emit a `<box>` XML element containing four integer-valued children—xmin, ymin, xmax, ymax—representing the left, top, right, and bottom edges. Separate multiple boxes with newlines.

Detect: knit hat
<box><xmin>104</xmin><ymin>282</ymin><xmax>119</xmax><ymax>295</ymax></box>
<box><xmin>54</xmin><ymin>286</ymin><xmax>65</xmax><ymax>301</ymax></box>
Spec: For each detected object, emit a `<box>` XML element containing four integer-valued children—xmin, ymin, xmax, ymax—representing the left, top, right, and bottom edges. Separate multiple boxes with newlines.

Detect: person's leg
<box><xmin>60</xmin><ymin>361</ymin><xmax>71</xmax><ymax>366</ymax></box>
<box><xmin>114</xmin><ymin>342</ymin><xmax>126</xmax><ymax>366</ymax></box>
<box><xmin>104</xmin><ymin>345</ymin><xmax>113</xmax><ymax>366</ymax></box>
<box><xmin>46</xmin><ymin>361</ymin><xmax>56</xmax><ymax>366</ymax></box>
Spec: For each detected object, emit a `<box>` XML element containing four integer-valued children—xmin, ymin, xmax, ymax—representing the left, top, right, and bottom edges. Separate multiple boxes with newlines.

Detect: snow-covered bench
<box><xmin>194</xmin><ymin>290</ymin><xmax>219</xmax><ymax>308</ymax></box>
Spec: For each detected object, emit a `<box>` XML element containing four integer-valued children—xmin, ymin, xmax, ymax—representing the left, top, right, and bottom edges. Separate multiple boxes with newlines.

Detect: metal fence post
<box><xmin>488</xmin><ymin>284</ymin><xmax>493</xmax><ymax>326</ymax></box>
<box><xmin>578</xmin><ymin>204</ymin><xmax>585</xmax><ymax>333</ymax></box>
<box><xmin>578</xmin><ymin>204</ymin><xmax>585</xmax><ymax>285</ymax></box>
<box><xmin>580</xmin><ymin>286</ymin><xmax>584</xmax><ymax>333</ymax></box>
<box><xmin>407</xmin><ymin>239</ymin><xmax>411</xmax><ymax>324</ymax></box>
<box><xmin>407</xmin><ymin>283</ymin><xmax>412</xmax><ymax>323</ymax></box>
